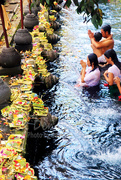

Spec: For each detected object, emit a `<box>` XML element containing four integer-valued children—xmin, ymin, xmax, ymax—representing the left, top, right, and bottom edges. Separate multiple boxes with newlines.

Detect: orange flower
<box><xmin>53</xmin><ymin>1</ymin><xmax>58</xmax><ymax>5</ymax></box>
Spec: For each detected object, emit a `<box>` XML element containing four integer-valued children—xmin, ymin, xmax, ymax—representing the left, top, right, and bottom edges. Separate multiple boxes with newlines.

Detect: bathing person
<box><xmin>88</xmin><ymin>24</ymin><xmax>114</xmax><ymax>64</ymax></box>
<box><xmin>91</xmin><ymin>32</ymin><xmax>104</xmax><ymax>61</ymax></box>
<box><xmin>75</xmin><ymin>53</ymin><xmax>100</xmax><ymax>87</ymax></box>
<box><xmin>103</xmin><ymin>49</ymin><xmax>121</xmax><ymax>86</ymax></box>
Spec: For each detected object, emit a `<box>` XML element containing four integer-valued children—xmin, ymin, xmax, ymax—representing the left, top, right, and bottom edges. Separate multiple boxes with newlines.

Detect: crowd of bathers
<box><xmin>75</xmin><ymin>24</ymin><xmax>121</xmax><ymax>100</ymax></box>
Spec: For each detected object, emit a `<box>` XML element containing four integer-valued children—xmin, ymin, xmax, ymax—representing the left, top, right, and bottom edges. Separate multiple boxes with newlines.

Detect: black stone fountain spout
<box><xmin>49</xmin><ymin>10</ymin><xmax>60</xmax><ymax>21</ymax></box>
<box><xmin>0</xmin><ymin>77</ymin><xmax>11</xmax><ymax>110</ymax></box>
<box><xmin>33</xmin><ymin>73</ymin><xmax>59</xmax><ymax>93</ymax></box>
<box><xmin>53</xmin><ymin>4</ymin><xmax>62</xmax><ymax>12</ymax></box>
<box><xmin>41</xmin><ymin>49</ymin><xmax>59</xmax><ymax>62</ymax></box>
<box><xmin>50</xmin><ymin>21</ymin><xmax>61</xmax><ymax>31</ymax></box>
<box><xmin>46</xmin><ymin>33</ymin><xmax>60</xmax><ymax>44</ymax></box>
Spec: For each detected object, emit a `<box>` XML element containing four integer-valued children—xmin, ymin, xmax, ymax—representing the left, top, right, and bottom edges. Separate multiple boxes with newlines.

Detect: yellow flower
<box><xmin>24</xmin><ymin>175</ymin><xmax>31</xmax><ymax>180</ymax></box>
<box><xmin>53</xmin><ymin>1</ymin><xmax>58</xmax><ymax>5</ymax></box>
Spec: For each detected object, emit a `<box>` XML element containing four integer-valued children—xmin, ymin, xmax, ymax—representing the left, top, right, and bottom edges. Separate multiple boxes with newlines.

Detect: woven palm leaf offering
<box><xmin>31</xmin><ymin>27</ymin><xmax>59</xmax><ymax>62</ymax></box>
<box><xmin>6</xmin><ymin>139</ymin><xmax>23</xmax><ymax>152</ymax></box>
<box><xmin>49</xmin><ymin>14</ymin><xmax>57</xmax><ymax>22</ymax></box>
<box><xmin>1</xmin><ymin>87</ymin><xmax>31</xmax><ymax>128</ymax></box>
<box><xmin>31</xmin><ymin>93</ymin><xmax>48</xmax><ymax>116</ymax></box>
<box><xmin>0</xmin><ymin>145</ymin><xmax>37</xmax><ymax>179</ymax></box>
<box><xmin>0</xmin><ymin>147</ymin><xmax>18</xmax><ymax>177</ymax></box>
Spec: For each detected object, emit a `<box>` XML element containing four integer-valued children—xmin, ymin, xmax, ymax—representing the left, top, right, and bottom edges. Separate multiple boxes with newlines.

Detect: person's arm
<box><xmin>91</xmin><ymin>44</ymin><xmax>95</xmax><ymax>51</ymax></box>
<box><xmin>104</xmin><ymin>70</ymin><xmax>114</xmax><ymax>85</ymax></box>
<box><xmin>88</xmin><ymin>30</ymin><xmax>94</xmax><ymax>38</ymax></box>
<box><xmin>88</xmin><ymin>30</ymin><xmax>94</xmax><ymax>43</ymax></box>
<box><xmin>81</xmin><ymin>67</ymin><xmax>86</xmax><ymax>83</ymax></box>
<box><xmin>103</xmin><ymin>34</ymin><xmax>113</xmax><ymax>40</ymax></box>
<box><xmin>80</xmin><ymin>60</ymin><xmax>86</xmax><ymax>83</ymax></box>
<box><xmin>84</xmin><ymin>70</ymin><xmax>95</xmax><ymax>82</ymax></box>
<box><xmin>90</xmin><ymin>38</ymin><xmax>114</xmax><ymax>49</ymax></box>
<box><xmin>74</xmin><ymin>60</ymin><xmax>86</xmax><ymax>87</ymax></box>
<box><xmin>114</xmin><ymin>77</ymin><xmax>121</xmax><ymax>94</ymax></box>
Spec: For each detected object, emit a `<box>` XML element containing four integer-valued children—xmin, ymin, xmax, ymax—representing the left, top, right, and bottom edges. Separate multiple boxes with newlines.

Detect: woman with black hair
<box><xmin>75</xmin><ymin>53</ymin><xmax>100</xmax><ymax>87</ymax></box>
<box><xmin>104</xmin><ymin>49</ymin><xmax>121</xmax><ymax>86</ymax></box>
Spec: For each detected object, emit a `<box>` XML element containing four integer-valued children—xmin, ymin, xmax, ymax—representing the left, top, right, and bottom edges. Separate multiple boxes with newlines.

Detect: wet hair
<box><xmin>104</xmin><ymin>49</ymin><xmax>121</xmax><ymax>70</ymax></box>
<box><xmin>94</xmin><ymin>32</ymin><xmax>102</xmax><ymax>42</ymax></box>
<box><xmin>88</xmin><ymin>53</ymin><xmax>99</xmax><ymax>72</ymax></box>
<box><xmin>101</xmin><ymin>24</ymin><xmax>111</xmax><ymax>34</ymax></box>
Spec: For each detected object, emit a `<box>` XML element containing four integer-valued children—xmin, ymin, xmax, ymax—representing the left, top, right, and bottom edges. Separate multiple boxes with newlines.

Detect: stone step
<box><xmin>0</xmin><ymin>12</ymin><xmax>14</xmax><ymax>25</ymax></box>
<box><xmin>9</xmin><ymin>0</ymin><xmax>20</xmax><ymax>4</ymax></box>
<box><xmin>4</xmin><ymin>4</ymin><xmax>19</xmax><ymax>13</ymax></box>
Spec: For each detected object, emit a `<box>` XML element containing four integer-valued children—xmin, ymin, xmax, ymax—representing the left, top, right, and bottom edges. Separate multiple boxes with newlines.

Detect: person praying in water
<box><xmin>90</xmin><ymin>32</ymin><xmax>105</xmax><ymax>63</ymax></box>
<box><xmin>103</xmin><ymin>49</ymin><xmax>121</xmax><ymax>86</ymax></box>
<box><xmin>75</xmin><ymin>53</ymin><xmax>100</xmax><ymax>87</ymax></box>
<box><xmin>88</xmin><ymin>24</ymin><xmax>114</xmax><ymax>64</ymax></box>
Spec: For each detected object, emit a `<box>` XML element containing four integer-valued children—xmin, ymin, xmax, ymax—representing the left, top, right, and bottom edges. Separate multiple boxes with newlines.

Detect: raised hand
<box><xmin>88</xmin><ymin>30</ymin><xmax>94</xmax><ymax>38</ymax></box>
<box><xmin>80</xmin><ymin>60</ymin><xmax>86</xmax><ymax>68</ymax></box>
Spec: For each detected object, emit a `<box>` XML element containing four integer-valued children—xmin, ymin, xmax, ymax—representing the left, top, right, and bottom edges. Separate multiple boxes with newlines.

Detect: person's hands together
<box><xmin>80</xmin><ymin>60</ymin><xmax>83</xmax><ymax>65</ymax></box>
<box><xmin>80</xmin><ymin>60</ymin><xmax>86</xmax><ymax>68</ymax></box>
<box><xmin>88</xmin><ymin>30</ymin><xmax>94</xmax><ymax>38</ymax></box>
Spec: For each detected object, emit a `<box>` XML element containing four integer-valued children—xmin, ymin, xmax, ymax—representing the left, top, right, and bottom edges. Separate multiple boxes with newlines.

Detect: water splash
<box><xmin>92</xmin><ymin>147</ymin><xmax>121</xmax><ymax>165</ymax></box>
<box><xmin>26</xmin><ymin>2</ymin><xmax>121</xmax><ymax>179</ymax></box>
<box><xmin>59</xmin><ymin>80</ymin><xmax>89</xmax><ymax>108</ymax></box>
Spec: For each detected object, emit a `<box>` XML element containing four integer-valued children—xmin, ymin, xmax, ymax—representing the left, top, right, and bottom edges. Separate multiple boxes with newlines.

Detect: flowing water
<box><xmin>25</xmin><ymin>2</ymin><xmax>121</xmax><ymax>179</ymax></box>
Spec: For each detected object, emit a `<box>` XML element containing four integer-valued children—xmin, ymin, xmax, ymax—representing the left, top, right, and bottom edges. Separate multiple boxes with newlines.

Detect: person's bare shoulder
<box><xmin>102</xmin><ymin>34</ymin><xmax>113</xmax><ymax>41</ymax></box>
<box><xmin>97</xmin><ymin>39</ymin><xmax>114</xmax><ymax>48</ymax></box>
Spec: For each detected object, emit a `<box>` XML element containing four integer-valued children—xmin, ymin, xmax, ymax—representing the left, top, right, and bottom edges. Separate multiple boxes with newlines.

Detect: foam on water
<box><xmin>92</xmin><ymin>147</ymin><xmax>121</xmax><ymax>165</ymax></box>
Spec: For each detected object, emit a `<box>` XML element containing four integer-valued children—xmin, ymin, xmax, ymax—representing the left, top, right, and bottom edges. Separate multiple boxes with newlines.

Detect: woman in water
<box><xmin>103</xmin><ymin>49</ymin><xmax>121</xmax><ymax>96</ymax></box>
<box><xmin>103</xmin><ymin>49</ymin><xmax>121</xmax><ymax>85</ymax></box>
<box><xmin>75</xmin><ymin>53</ymin><xmax>100</xmax><ymax>87</ymax></box>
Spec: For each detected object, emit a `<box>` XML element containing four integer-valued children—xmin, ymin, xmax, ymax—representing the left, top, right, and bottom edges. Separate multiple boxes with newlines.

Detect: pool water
<box><xmin>25</xmin><ymin>2</ymin><xmax>121</xmax><ymax>179</ymax></box>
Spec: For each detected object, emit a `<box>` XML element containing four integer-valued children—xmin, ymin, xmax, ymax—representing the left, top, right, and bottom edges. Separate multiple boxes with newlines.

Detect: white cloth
<box><xmin>78</xmin><ymin>67</ymin><xmax>100</xmax><ymax>87</ymax></box>
<box><xmin>108</xmin><ymin>64</ymin><xmax>121</xmax><ymax>77</ymax></box>
<box><xmin>108</xmin><ymin>64</ymin><xmax>121</xmax><ymax>83</ymax></box>
<box><xmin>98</xmin><ymin>54</ymin><xmax>107</xmax><ymax>63</ymax></box>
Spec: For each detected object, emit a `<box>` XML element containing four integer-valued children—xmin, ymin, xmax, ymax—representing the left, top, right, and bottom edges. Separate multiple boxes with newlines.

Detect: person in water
<box><xmin>90</xmin><ymin>32</ymin><xmax>104</xmax><ymax>62</ymax></box>
<box><xmin>103</xmin><ymin>49</ymin><xmax>121</xmax><ymax>86</ymax></box>
<box><xmin>75</xmin><ymin>53</ymin><xmax>100</xmax><ymax>87</ymax></box>
<box><xmin>88</xmin><ymin>24</ymin><xmax>114</xmax><ymax>64</ymax></box>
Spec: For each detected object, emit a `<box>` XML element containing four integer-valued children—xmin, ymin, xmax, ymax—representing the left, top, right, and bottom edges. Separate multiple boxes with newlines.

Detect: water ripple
<box><xmin>26</xmin><ymin>2</ymin><xmax>121</xmax><ymax>179</ymax></box>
